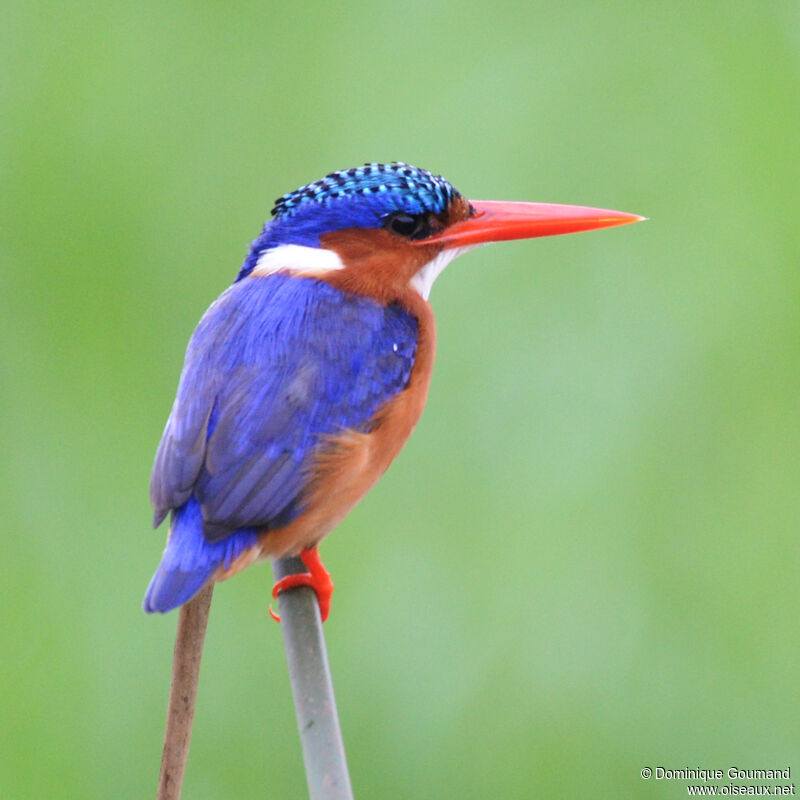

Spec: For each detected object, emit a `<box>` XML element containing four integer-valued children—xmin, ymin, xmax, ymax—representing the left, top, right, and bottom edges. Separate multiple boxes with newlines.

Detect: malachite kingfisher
<box><xmin>144</xmin><ymin>162</ymin><xmax>643</xmax><ymax>619</ymax></box>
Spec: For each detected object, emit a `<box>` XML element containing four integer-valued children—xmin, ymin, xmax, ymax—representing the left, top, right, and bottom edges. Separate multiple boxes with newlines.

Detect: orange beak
<box><xmin>421</xmin><ymin>200</ymin><xmax>645</xmax><ymax>249</ymax></box>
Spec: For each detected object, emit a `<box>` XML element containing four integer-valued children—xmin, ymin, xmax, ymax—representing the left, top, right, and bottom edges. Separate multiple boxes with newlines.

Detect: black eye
<box><xmin>384</xmin><ymin>212</ymin><xmax>432</xmax><ymax>239</ymax></box>
<box><xmin>387</xmin><ymin>212</ymin><xmax>420</xmax><ymax>236</ymax></box>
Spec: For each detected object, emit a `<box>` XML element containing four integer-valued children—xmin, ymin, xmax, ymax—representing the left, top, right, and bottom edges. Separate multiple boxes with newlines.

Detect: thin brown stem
<box><xmin>156</xmin><ymin>582</ymin><xmax>214</xmax><ymax>800</ymax></box>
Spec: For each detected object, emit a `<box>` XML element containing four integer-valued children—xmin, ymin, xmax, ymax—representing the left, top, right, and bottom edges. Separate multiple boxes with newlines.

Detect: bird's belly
<box><xmin>215</xmin><ymin>376</ymin><xmax>429</xmax><ymax>582</ymax></box>
<box><xmin>260</xmin><ymin>380</ymin><xmax>425</xmax><ymax>558</ymax></box>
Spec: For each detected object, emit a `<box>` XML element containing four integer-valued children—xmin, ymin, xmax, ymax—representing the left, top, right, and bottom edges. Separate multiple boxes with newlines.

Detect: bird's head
<box><xmin>240</xmin><ymin>162</ymin><xmax>643</xmax><ymax>301</ymax></box>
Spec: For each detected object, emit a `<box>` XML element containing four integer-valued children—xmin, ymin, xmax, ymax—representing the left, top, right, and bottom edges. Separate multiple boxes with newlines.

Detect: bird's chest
<box><xmin>302</xmin><ymin>295</ymin><xmax>435</xmax><ymax>497</ymax></box>
<box><xmin>252</xmin><ymin>282</ymin><xmax>436</xmax><ymax>555</ymax></box>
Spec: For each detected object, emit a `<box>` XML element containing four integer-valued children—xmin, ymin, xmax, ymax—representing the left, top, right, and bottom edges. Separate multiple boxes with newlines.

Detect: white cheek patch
<box><xmin>251</xmin><ymin>244</ymin><xmax>345</xmax><ymax>277</ymax></box>
<box><xmin>409</xmin><ymin>246</ymin><xmax>477</xmax><ymax>300</ymax></box>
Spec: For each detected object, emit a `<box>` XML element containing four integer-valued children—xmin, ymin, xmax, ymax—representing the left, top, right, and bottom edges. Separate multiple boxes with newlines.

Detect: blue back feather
<box><xmin>145</xmin><ymin>274</ymin><xmax>418</xmax><ymax>612</ymax></box>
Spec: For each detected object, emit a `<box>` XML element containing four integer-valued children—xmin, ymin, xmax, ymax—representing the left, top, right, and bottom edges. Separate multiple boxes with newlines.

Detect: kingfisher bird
<box><xmin>144</xmin><ymin>162</ymin><xmax>642</xmax><ymax>618</ymax></box>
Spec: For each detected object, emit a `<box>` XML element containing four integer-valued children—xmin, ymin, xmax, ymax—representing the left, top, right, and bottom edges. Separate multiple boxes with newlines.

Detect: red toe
<box><xmin>270</xmin><ymin>547</ymin><xmax>334</xmax><ymax>623</ymax></box>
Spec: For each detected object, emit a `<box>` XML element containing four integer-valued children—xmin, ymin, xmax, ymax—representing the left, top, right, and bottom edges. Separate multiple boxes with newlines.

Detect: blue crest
<box><xmin>272</xmin><ymin>162</ymin><xmax>460</xmax><ymax>218</ymax></box>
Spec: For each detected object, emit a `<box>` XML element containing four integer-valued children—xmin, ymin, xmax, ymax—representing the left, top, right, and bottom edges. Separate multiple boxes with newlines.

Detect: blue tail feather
<box><xmin>143</xmin><ymin>497</ymin><xmax>259</xmax><ymax>613</ymax></box>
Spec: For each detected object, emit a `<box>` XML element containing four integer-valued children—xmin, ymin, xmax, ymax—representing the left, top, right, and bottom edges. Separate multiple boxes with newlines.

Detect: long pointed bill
<box><xmin>422</xmin><ymin>200</ymin><xmax>645</xmax><ymax>249</ymax></box>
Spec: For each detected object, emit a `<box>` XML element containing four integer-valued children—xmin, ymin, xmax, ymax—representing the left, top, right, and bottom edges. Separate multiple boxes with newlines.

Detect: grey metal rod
<box><xmin>272</xmin><ymin>556</ymin><xmax>354</xmax><ymax>800</ymax></box>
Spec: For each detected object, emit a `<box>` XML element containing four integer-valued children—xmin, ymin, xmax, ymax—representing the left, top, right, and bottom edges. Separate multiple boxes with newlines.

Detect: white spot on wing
<box><xmin>251</xmin><ymin>244</ymin><xmax>345</xmax><ymax>277</ymax></box>
<box><xmin>409</xmin><ymin>246</ymin><xmax>477</xmax><ymax>300</ymax></box>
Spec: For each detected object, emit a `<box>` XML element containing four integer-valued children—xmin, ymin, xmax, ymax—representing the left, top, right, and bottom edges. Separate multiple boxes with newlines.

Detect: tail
<box><xmin>143</xmin><ymin>497</ymin><xmax>259</xmax><ymax>613</ymax></box>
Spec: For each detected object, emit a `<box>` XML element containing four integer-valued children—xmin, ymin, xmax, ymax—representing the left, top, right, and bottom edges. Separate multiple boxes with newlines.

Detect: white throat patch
<box><xmin>251</xmin><ymin>244</ymin><xmax>345</xmax><ymax>277</ymax></box>
<box><xmin>409</xmin><ymin>246</ymin><xmax>476</xmax><ymax>300</ymax></box>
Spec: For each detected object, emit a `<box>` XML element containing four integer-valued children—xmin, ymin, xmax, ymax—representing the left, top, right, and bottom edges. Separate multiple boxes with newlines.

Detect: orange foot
<box><xmin>269</xmin><ymin>547</ymin><xmax>334</xmax><ymax>623</ymax></box>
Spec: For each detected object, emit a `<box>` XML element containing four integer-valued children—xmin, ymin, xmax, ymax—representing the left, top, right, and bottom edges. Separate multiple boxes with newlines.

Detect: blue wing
<box><xmin>150</xmin><ymin>273</ymin><xmax>418</xmax><ymax>542</ymax></box>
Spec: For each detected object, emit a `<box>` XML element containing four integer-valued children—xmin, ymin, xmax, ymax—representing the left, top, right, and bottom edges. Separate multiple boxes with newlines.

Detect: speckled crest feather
<box><xmin>272</xmin><ymin>162</ymin><xmax>460</xmax><ymax>219</ymax></box>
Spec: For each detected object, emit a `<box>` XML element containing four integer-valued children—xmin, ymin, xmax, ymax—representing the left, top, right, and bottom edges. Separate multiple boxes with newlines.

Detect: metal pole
<box><xmin>272</xmin><ymin>556</ymin><xmax>354</xmax><ymax>800</ymax></box>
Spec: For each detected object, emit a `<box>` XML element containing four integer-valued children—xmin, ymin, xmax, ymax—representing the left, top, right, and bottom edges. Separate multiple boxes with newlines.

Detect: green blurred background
<box><xmin>2</xmin><ymin>1</ymin><xmax>798</xmax><ymax>797</ymax></box>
